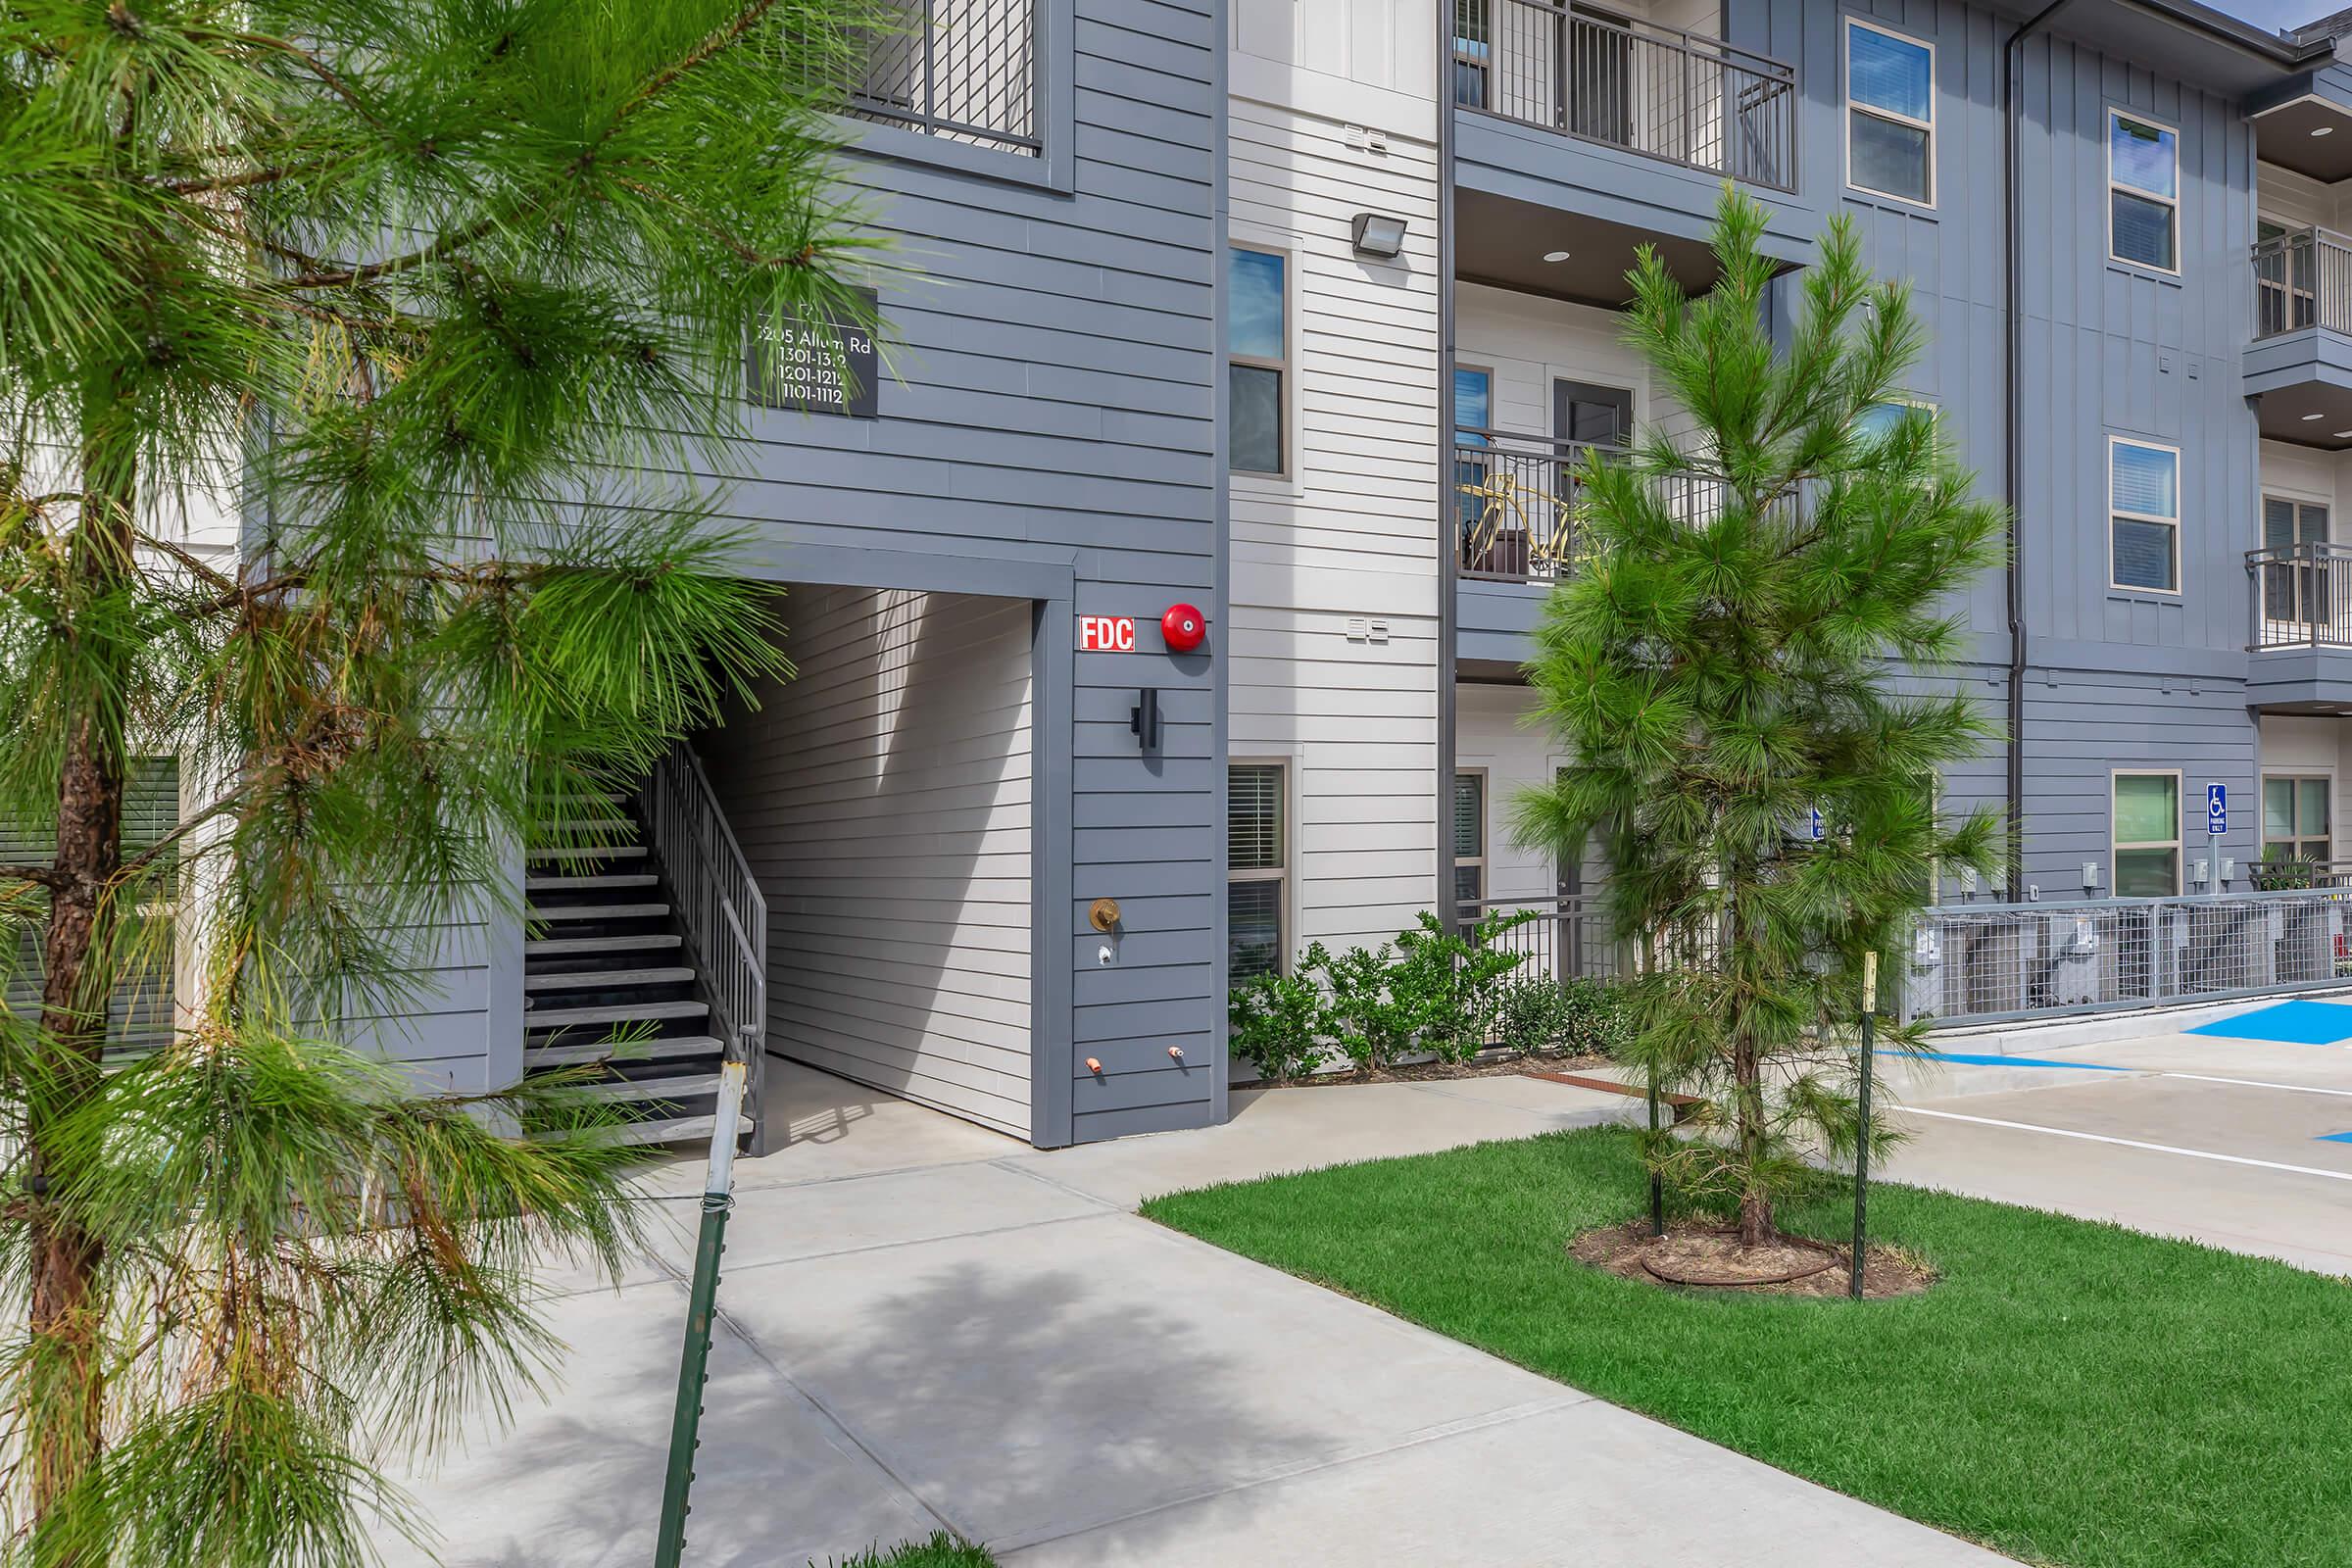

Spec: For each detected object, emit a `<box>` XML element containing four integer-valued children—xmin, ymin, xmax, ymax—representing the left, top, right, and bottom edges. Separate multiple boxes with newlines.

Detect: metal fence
<box><xmin>839</xmin><ymin>0</ymin><xmax>1038</xmax><ymax>156</ymax></box>
<box><xmin>2252</xmin><ymin>224</ymin><xmax>2352</xmax><ymax>338</ymax></box>
<box><xmin>1454</xmin><ymin>428</ymin><xmax>1726</xmax><ymax>584</ymax></box>
<box><xmin>1463</xmin><ymin>895</ymin><xmax>1630</xmax><ymax>983</ymax></box>
<box><xmin>1454</xmin><ymin>0</ymin><xmax>1797</xmax><ymax>191</ymax></box>
<box><xmin>2248</xmin><ymin>543</ymin><xmax>2352</xmax><ymax>649</ymax></box>
<box><xmin>1903</xmin><ymin>888</ymin><xmax>2352</xmax><ymax>1026</ymax></box>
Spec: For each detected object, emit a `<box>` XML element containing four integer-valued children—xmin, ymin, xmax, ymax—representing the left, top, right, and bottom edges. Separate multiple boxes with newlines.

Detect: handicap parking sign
<box><xmin>2207</xmin><ymin>783</ymin><xmax>2228</xmax><ymax>834</ymax></box>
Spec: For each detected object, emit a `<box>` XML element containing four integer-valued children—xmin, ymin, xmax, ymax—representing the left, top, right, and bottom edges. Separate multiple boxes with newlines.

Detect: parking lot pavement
<box><xmin>1881</xmin><ymin>1027</ymin><xmax>2352</xmax><ymax>1276</ymax></box>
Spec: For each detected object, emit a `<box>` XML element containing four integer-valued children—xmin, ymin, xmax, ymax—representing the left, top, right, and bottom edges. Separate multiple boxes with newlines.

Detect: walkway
<box><xmin>389</xmin><ymin>1062</ymin><xmax>2010</xmax><ymax>1567</ymax></box>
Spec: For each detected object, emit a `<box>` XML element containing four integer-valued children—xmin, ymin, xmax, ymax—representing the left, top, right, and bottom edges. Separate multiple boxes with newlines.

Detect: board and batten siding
<box><xmin>1227</xmin><ymin>61</ymin><xmax>1444</xmax><ymax>961</ymax></box>
<box><xmin>702</xmin><ymin>586</ymin><xmax>1035</xmax><ymax>1138</ymax></box>
<box><xmin>312</xmin><ymin>0</ymin><xmax>1227</xmax><ymax>1141</ymax></box>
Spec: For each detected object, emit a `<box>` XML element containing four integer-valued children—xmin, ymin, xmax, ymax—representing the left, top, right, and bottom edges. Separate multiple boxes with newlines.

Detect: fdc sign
<box><xmin>1077</xmin><ymin>614</ymin><xmax>1137</xmax><ymax>652</ymax></box>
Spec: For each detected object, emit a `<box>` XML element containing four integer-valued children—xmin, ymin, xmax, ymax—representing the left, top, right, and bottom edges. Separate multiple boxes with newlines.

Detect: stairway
<box><xmin>522</xmin><ymin>798</ymin><xmax>745</xmax><ymax>1146</ymax></box>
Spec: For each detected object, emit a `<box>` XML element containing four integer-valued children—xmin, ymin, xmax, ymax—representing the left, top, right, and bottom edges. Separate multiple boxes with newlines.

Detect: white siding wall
<box><xmin>703</xmin><ymin>585</ymin><xmax>1034</xmax><ymax>1138</ymax></box>
<box><xmin>1455</xmin><ymin>281</ymin><xmax>1659</xmax><ymax>439</ymax></box>
<box><xmin>2260</xmin><ymin>439</ymin><xmax>2352</xmax><ymax>541</ymax></box>
<box><xmin>2257</xmin><ymin>713</ymin><xmax>2351</xmax><ymax>862</ymax></box>
<box><xmin>1228</xmin><ymin>24</ymin><xmax>1446</xmax><ymax>963</ymax></box>
<box><xmin>1455</xmin><ymin>682</ymin><xmax>1561</xmax><ymax>905</ymax></box>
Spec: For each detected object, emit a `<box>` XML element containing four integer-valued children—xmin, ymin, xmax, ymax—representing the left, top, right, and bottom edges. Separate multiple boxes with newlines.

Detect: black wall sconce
<box><xmin>1130</xmin><ymin>688</ymin><xmax>1161</xmax><ymax>754</ymax></box>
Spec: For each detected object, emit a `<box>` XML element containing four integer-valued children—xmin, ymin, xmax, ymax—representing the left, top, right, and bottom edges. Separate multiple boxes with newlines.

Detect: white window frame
<box><xmin>2106</xmin><ymin>108</ymin><xmax>2180</xmax><ymax>276</ymax></box>
<box><xmin>1844</xmin><ymin>18</ymin><xmax>1936</xmax><ymax>210</ymax></box>
<box><xmin>2112</xmin><ymin>768</ymin><xmax>2184</xmax><ymax>897</ymax></box>
<box><xmin>2261</xmin><ymin>770</ymin><xmax>2335</xmax><ymax>863</ymax></box>
<box><xmin>2107</xmin><ymin>435</ymin><xmax>2181</xmax><ymax>596</ymax></box>
<box><xmin>1226</xmin><ymin>240</ymin><xmax>1293</xmax><ymax>481</ymax></box>
<box><xmin>1453</xmin><ymin>767</ymin><xmax>1489</xmax><ymax>918</ymax></box>
<box><xmin>1227</xmin><ymin>759</ymin><xmax>1291</xmax><ymax>978</ymax></box>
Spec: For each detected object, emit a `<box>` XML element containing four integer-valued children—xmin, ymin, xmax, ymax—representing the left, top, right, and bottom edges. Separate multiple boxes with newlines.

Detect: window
<box><xmin>2113</xmin><ymin>772</ymin><xmax>2182</xmax><ymax>897</ymax></box>
<box><xmin>2108</xmin><ymin>111</ymin><xmax>2178</xmax><ymax>271</ymax></box>
<box><xmin>1228</xmin><ymin>246</ymin><xmax>1287</xmax><ymax>476</ymax></box>
<box><xmin>1854</xmin><ymin>396</ymin><xmax>1935</xmax><ymax>447</ymax></box>
<box><xmin>2109</xmin><ymin>438</ymin><xmax>2180</xmax><ymax>593</ymax></box>
<box><xmin>2264</xmin><ymin>775</ymin><xmax>2332</xmax><ymax>863</ymax></box>
<box><xmin>1228</xmin><ymin>763</ymin><xmax>1287</xmax><ymax>979</ymax></box>
<box><xmin>2261</xmin><ymin>496</ymin><xmax>2329</xmax><ymax>626</ymax></box>
<box><xmin>1846</xmin><ymin>20</ymin><xmax>1933</xmax><ymax>206</ymax></box>
<box><xmin>1453</xmin><ymin>771</ymin><xmax>1487</xmax><ymax>919</ymax></box>
<box><xmin>1454</xmin><ymin>365</ymin><xmax>1494</xmax><ymax>558</ymax></box>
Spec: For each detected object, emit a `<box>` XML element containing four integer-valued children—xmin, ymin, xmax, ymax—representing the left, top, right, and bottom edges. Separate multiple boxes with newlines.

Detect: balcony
<box><xmin>2245</xmin><ymin>226</ymin><xmax>2352</xmax><ymax>447</ymax></box>
<box><xmin>1452</xmin><ymin>428</ymin><xmax>1725</xmax><ymax>672</ymax></box>
<box><xmin>1454</xmin><ymin>0</ymin><xmax>1795</xmax><ymax>189</ymax></box>
<box><xmin>1451</xmin><ymin>0</ymin><xmax>1809</xmax><ymax>303</ymax></box>
<box><xmin>2244</xmin><ymin>543</ymin><xmax>2352</xmax><ymax>710</ymax></box>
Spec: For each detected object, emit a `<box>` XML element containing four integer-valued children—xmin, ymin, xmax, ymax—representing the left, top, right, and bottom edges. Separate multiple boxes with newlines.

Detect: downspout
<box><xmin>1436</xmin><ymin>3</ymin><xmax>1460</xmax><ymax>930</ymax></box>
<box><xmin>2004</xmin><ymin>0</ymin><xmax>2076</xmax><ymax>900</ymax></box>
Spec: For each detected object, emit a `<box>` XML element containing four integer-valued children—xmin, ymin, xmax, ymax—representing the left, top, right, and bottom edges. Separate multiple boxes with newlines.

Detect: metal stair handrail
<box><xmin>641</xmin><ymin>743</ymin><xmax>769</xmax><ymax>1152</ymax></box>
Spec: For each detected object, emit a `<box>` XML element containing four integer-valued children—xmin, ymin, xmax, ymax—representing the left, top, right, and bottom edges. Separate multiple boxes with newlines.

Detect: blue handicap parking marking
<box><xmin>2320</xmin><ymin>1132</ymin><xmax>2352</xmax><ymax>1145</ymax></box>
<box><xmin>1889</xmin><ymin>1050</ymin><xmax>2128</xmax><ymax>1071</ymax></box>
<box><xmin>2186</xmin><ymin>1000</ymin><xmax>2352</xmax><ymax>1046</ymax></box>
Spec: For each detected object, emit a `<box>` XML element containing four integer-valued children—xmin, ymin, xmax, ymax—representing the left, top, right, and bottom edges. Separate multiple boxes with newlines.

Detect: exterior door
<box><xmin>2262</xmin><ymin>495</ymin><xmax>2329</xmax><ymax>632</ymax></box>
<box><xmin>1554</xmin><ymin>378</ymin><xmax>1635</xmax><ymax>449</ymax></box>
<box><xmin>1562</xmin><ymin>6</ymin><xmax>1635</xmax><ymax>146</ymax></box>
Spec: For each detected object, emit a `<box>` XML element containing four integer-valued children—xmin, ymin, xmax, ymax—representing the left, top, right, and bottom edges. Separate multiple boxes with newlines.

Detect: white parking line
<box><xmin>2155</xmin><ymin>1071</ymin><xmax>2352</xmax><ymax>1100</ymax></box>
<box><xmin>1901</xmin><ymin>1106</ymin><xmax>2352</xmax><ymax>1184</ymax></box>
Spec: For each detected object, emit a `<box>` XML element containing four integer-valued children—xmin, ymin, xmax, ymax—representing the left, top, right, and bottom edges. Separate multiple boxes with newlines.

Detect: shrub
<box><xmin>1228</xmin><ymin>966</ymin><xmax>1332</xmax><ymax>1083</ymax></box>
<box><xmin>1494</xmin><ymin>973</ymin><xmax>1572</xmax><ymax>1055</ymax></box>
<box><xmin>1313</xmin><ymin>939</ymin><xmax>1418</xmax><ymax>1072</ymax></box>
<box><xmin>1392</xmin><ymin>908</ymin><xmax>1534</xmax><ymax>1062</ymax></box>
<box><xmin>1557</xmin><ymin>976</ymin><xmax>1634</xmax><ymax>1056</ymax></box>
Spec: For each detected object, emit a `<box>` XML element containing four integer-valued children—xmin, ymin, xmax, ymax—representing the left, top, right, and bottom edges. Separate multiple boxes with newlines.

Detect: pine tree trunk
<box><xmin>25</xmin><ymin>467</ymin><xmax>133</xmax><ymax>1544</ymax></box>
<box><xmin>1732</xmin><ymin>1026</ymin><xmax>1775</xmax><ymax>1248</ymax></box>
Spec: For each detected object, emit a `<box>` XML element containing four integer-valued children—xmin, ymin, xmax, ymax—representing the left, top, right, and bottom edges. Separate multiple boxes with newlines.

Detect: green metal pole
<box><xmin>1850</xmin><ymin>952</ymin><xmax>1878</xmax><ymax>1300</ymax></box>
<box><xmin>1646</xmin><ymin>1067</ymin><xmax>1664</xmax><ymax>1237</ymax></box>
<box><xmin>655</xmin><ymin>1055</ymin><xmax>747</xmax><ymax>1568</ymax></box>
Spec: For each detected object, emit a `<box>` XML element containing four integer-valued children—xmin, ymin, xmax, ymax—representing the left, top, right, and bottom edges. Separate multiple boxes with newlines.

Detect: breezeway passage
<box><xmin>1882</xmin><ymin>1019</ymin><xmax>2352</xmax><ymax>1276</ymax></box>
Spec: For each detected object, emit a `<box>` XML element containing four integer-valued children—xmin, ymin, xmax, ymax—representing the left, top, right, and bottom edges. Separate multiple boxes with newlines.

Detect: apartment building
<box><xmin>322</xmin><ymin>0</ymin><xmax>2352</xmax><ymax>1148</ymax></box>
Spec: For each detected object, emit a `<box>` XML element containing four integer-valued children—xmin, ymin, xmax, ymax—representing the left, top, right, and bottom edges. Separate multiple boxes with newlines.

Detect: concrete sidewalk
<box><xmin>388</xmin><ymin>1063</ymin><xmax>2010</xmax><ymax>1568</ymax></box>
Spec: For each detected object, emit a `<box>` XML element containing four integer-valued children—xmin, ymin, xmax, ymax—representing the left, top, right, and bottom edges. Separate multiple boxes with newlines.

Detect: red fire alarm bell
<box><xmin>1160</xmin><ymin>603</ymin><xmax>1206</xmax><ymax>653</ymax></box>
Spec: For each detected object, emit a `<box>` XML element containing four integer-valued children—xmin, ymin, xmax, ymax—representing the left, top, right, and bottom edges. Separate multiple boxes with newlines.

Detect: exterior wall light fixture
<box><xmin>1349</xmin><ymin>212</ymin><xmax>1408</xmax><ymax>258</ymax></box>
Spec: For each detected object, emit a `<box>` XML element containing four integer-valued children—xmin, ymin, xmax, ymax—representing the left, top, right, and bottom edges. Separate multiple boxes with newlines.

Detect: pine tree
<box><xmin>1513</xmin><ymin>191</ymin><xmax>2007</xmax><ymax>1250</ymax></box>
<box><xmin>0</xmin><ymin>4</ymin><xmax>878</xmax><ymax>1560</ymax></box>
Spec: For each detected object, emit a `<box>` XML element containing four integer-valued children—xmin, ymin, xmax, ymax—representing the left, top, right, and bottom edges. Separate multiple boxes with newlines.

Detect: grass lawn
<box><xmin>1141</xmin><ymin>1126</ymin><xmax>2351</xmax><ymax>1568</ymax></box>
<box><xmin>822</xmin><ymin>1534</ymin><xmax>996</xmax><ymax>1567</ymax></box>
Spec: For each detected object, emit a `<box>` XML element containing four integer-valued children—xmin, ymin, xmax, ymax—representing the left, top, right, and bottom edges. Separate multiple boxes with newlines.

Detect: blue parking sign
<box><xmin>2207</xmin><ymin>783</ymin><xmax>2228</xmax><ymax>834</ymax></box>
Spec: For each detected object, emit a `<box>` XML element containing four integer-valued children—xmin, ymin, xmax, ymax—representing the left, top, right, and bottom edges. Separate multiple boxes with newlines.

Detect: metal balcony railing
<box><xmin>2253</xmin><ymin>225</ymin><xmax>2352</xmax><ymax>338</ymax></box>
<box><xmin>2248</xmin><ymin>542</ymin><xmax>2352</xmax><ymax>649</ymax></box>
<box><xmin>838</xmin><ymin>0</ymin><xmax>1038</xmax><ymax>156</ymax></box>
<box><xmin>1453</xmin><ymin>0</ymin><xmax>1797</xmax><ymax>192</ymax></box>
<box><xmin>1454</xmin><ymin>428</ymin><xmax>1726</xmax><ymax>584</ymax></box>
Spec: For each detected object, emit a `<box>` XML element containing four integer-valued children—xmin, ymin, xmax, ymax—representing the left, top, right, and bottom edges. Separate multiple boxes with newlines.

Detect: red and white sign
<box><xmin>1077</xmin><ymin>614</ymin><xmax>1137</xmax><ymax>652</ymax></box>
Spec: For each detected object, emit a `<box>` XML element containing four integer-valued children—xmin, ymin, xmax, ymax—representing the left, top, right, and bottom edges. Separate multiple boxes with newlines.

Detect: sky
<box><xmin>2210</xmin><ymin>0</ymin><xmax>2331</xmax><ymax>33</ymax></box>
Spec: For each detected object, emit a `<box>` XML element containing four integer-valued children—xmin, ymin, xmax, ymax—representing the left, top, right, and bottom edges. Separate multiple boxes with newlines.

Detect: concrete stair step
<box><xmin>529</xmin><ymin>844</ymin><xmax>647</xmax><ymax>860</ymax></box>
<box><xmin>525</xmin><ymin>966</ymin><xmax>696</xmax><ymax>992</ymax></box>
<box><xmin>527</xmin><ymin>902</ymin><xmax>670</xmax><ymax>923</ymax></box>
<box><xmin>528</xmin><ymin>933</ymin><xmax>683</xmax><ymax>956</ymax></box>
<box><xmin>525</xmin><ymin>873</ymin><xmax>659</xmax><ymax>892</ymax></box>
<box><xmin>574</xmin><ymin>1071</ymin><xmax>721</xmax><ymax>1102</ymax></box>
<box><xmin>524</xmin><ymin>999</ymin><xmax>709</xmax><ymax>1030</ymax></box>
<box><xmin>525</xmin><ymin>1034</ymin><xmax>722</xmax><ymax>1068</ymax></box>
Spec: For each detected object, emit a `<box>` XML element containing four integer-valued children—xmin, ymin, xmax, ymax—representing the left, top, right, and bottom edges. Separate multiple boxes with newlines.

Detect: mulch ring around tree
<box><xmin>1569</xmin><ymin>1220</ymin><xmax>1937</xmax><ymax>1298</ymax></box>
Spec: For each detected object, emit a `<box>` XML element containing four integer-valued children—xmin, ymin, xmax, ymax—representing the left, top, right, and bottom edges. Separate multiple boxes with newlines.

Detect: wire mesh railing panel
<box><xmin>1906</xmin><ymin>889</ymin><xmax>2352</xmax><ymax>1025</ymax></box>
<box><xmin>835</xmin><ymin>0</ymin><xmax>1039</xmax><ymax>155</ymax></box>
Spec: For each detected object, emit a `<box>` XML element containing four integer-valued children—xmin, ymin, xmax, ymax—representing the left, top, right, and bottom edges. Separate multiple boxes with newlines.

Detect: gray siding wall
<box><xmin>1732</xmin><ymin>0</ymin><xmax>2271</xmax><ymax>892</ymax></box>
<box><xmin>714</xmin><ymin>0</ymin><xmax>1226</xmax><ymax>1144</ymax></box>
